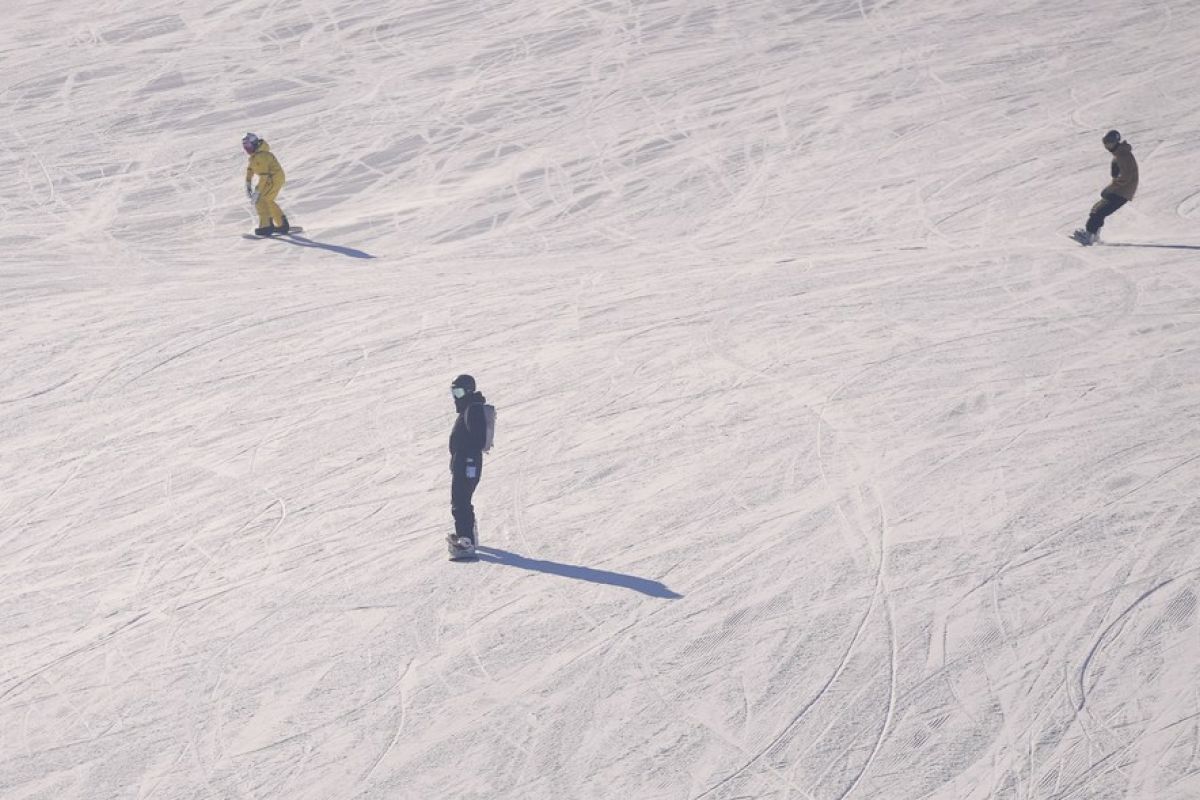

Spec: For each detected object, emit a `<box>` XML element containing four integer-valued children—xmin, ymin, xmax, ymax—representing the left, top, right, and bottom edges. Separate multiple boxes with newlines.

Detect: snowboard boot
<box><xmin>1071</xmin><ymin>229</ymin><xmax>1097</xmax><ymax>246</ymax></box>
<box><xmin>276</xmin><ymin>216</ymin><xmax>290</xmax><ymax>235</ymax></box>
<box><xmin>254</xmin><ymin>224</ymin><xmax>276</xmax><ymax>237</ymax></box>
<box><xmin>447</xmin><ymin>532</ymin><xmax>476</xmax><ymax>559</ymax></box>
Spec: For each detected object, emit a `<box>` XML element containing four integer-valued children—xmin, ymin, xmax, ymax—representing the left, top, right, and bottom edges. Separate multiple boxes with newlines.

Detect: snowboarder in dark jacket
<box><xmin>449</xmin><ymin>374</ymin><xmax>487</xmax><ymax>546</ymax></box>
<box><xmin>1072</xmin><ymin>129</ymin><xmax>1138</xmax><ymax>245</ymax></box>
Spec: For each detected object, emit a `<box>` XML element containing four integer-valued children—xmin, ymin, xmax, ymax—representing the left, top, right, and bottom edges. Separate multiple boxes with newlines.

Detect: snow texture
<box><xmin>4</xmin><ymin>0</ymin><xmax>1200</xmax><ymax>798</ymax></box>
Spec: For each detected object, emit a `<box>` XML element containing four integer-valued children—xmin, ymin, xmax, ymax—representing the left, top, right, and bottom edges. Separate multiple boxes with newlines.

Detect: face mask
<box><xmin>452</xmin><ymin>386</ymin><xmax>467</xmax><ymax>399</ymax></box>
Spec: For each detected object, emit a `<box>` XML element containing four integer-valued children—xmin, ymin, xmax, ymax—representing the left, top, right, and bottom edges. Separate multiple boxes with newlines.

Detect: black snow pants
<box><xmin>451</xmin><ymin>471</ymin><xmax>480</xmax><ymax>541</ymax></box>
<box><xmin>1086</xmin><ymin>192</ymin><xmax>1128</xmax><ymax>234</ymax></box>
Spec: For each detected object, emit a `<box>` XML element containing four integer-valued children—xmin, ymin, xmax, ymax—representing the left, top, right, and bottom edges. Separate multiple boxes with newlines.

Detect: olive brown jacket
<box><xmin>1103</xmin><ymin>141</ymin><xmax>1138</xmax><ymax>201</ymax></box>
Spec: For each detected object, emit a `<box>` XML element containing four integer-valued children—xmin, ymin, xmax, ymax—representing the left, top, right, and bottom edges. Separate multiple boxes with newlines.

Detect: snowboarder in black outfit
<box><xmin>1072</xmin><ymin>129</ymin><xmax>1138</xmax><ymax>245</ymax></box>
<box><xmin>448</xmin><ymin>374</ymin><xmax>487</xmax><ymax>555</ymax></box>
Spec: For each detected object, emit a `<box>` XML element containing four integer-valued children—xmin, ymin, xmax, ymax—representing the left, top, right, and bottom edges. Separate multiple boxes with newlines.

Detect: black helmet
<box><xmin>451</xmin><ymin>374</ymin><xmax>476</xmax><ymax>393</ymax></box>
<box><xmin>1102</xmin><ymin>129</ymin><xmax>1121</xmax><ymax>147</ymax></box>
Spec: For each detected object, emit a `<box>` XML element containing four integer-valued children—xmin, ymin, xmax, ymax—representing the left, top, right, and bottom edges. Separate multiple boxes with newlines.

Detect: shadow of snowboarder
<box><xmin>1105</xmin><ymin>242</ymin><xmax>1200</xmax><ymax>251</ymax></box>
<box><xmin>473</xmin><ymin>546</ymin><xmax>682</xmax><ymax>599</ymax></box>
<box><xmin>271</xmin><ymin>233</ymin><xmax>376</xmax><ymax>259</ymax></box>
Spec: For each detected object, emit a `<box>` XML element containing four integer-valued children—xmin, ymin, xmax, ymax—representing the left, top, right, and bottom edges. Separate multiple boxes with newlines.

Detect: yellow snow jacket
<box><xmin>245</xmin><ymin>141</ymin><xmax>285</xmax><ymax>192</ymax></box>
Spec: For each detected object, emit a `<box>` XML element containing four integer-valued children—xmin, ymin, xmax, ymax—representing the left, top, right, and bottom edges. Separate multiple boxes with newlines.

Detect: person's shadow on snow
<box><xmin>1105</xmin><ymin>242</ymin><xmax>1200</xmax><ymax>251</ymax></box>
<box><xmin>272</xmin><ymin>233</ymin><xmax>376</xmax><ymax>259</ymax></box>
<box><xmin>473</xmin><ymin>546</ymin><xmax>682</xmax><ymax>599</ymax></box>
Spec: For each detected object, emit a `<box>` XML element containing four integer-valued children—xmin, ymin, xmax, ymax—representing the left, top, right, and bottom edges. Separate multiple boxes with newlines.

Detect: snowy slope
<box><xmin>4</xmin><ymin>0</ymin><xmax>1200</xmax><ymax>798</ymax></box>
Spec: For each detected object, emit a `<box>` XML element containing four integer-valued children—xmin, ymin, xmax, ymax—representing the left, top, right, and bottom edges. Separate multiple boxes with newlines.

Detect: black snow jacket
<box><xmin>449</xmin><ymin>392</ymin><xmax>488</xmax><ymax>475</ymax></box>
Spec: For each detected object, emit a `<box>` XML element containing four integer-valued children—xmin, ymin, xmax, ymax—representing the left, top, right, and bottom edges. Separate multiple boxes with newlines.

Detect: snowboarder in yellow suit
<box><xmin>243</xmin><ymin>133</ymin><xmax>290</xmax><ymax>235</ymax></box>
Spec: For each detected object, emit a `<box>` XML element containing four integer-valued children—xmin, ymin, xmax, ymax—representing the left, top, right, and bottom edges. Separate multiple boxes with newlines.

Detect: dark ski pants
<box><xmin>451</xmin><ymin>472</ymin><xmax>480</xmax><ymax>541</ymax></box>
<box><xmin>1086</xmin><ymin>192</ymin><xmax>1128</xmax><ymax>234</ymax></box>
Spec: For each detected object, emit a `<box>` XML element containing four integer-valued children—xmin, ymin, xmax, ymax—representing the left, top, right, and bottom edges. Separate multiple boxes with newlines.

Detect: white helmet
<box><xmin>242</xmin><ymin>132</ymin><xmax>261</xmax><ymax>154</ymax></box>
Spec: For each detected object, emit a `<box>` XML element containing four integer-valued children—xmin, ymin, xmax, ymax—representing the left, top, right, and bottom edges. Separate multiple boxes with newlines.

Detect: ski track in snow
<box><xmin>4</xmin><ymin>0</ymin><xmax>1200</xmax><ymax>798</ymax></box>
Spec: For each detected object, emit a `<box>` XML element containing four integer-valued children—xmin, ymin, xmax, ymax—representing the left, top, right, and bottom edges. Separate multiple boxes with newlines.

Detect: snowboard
<box><xmin>243</xmin><ymin>227</ymin><xmax>304</xmax><ymax>240</ymax></box>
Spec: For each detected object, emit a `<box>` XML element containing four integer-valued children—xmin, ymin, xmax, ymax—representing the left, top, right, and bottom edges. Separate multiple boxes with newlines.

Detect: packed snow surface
<box><xmin>4</xmin><ymin>0</ymin><xmax>1200</xmax><ymax>798</ymax></box>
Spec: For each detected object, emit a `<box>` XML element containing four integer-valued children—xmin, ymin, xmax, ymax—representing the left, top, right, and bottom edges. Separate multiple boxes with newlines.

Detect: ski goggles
<box><xmin>451</xmin><ymin>386</ymin><xmax>468</xmax><ymax>399</ymax></box>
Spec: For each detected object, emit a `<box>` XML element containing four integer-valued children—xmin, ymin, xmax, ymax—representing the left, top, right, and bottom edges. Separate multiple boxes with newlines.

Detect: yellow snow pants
<box><xmin>254</xmin><ymin>178</ymin><xmax>285</xmax><ymax>227</ymax></box>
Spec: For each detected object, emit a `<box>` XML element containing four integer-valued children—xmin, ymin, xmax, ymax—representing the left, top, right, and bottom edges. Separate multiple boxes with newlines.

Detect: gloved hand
<box><xmin>249</xmin><ymin>190</ymin><xmax>260</xmax><ymax>205</ymax></box>
<box><xmin>245</xmin><ymin>183</ymin><xmax>254</xmax><ymax>200</ymax></box>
